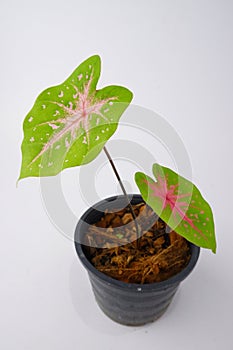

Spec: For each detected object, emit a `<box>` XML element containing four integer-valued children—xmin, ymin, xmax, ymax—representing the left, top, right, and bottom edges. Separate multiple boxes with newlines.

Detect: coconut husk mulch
<box><xmin>83</xmin><ymin>202</ymin><xmax>191</xmax><ymax>284</ymax></box>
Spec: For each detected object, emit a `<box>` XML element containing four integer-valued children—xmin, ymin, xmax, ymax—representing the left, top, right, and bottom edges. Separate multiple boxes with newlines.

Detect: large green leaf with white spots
<box><xmin>135</xmin><ymin>164</ymin><xmax>216</xmax><ymax>252</ymax></box>
<box><xmin>19</xmin><ymin>55</ymin><xmax>133</xmax><ymax>180</ymax></box>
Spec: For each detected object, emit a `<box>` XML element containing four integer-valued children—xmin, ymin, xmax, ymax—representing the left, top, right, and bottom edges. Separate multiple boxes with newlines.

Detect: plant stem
<box><xmin>103</xmin><ymin>146</ymin><xmax>140</xmax><ymax>245</ymax></box>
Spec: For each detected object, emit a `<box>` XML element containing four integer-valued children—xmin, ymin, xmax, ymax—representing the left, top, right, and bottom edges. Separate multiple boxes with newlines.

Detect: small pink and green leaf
<box><xmin>135</xmin><ymin>164</ymin><xmax>216</xmax><ymax>253</ymax></box>
<box><xmin>19</xmin><ymin>55</ymin><xmax>133</xmax><ymax>180</ymax></box>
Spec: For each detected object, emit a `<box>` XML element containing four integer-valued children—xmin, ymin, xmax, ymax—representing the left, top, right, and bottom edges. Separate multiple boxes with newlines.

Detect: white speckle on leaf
<box><xmin>65</xmin><ymin>159</ymin><xmax>69</xmax><ymax>163</ymax></box>
<box><xmin>66</xmin><ymin>86</ymin><xmax>69</xmax><ymax>90</ymax></box>
<box><xmin>40</xmin><ymin>137</ymin><xmax>43</xmax><ymax>140</ymax></box>
<box><xmin>33</xmin><ymin>127</ymin><xmax>37</xmax><ymax>132</ymax></box>
<box><xmin>109</xmin><ymin>101</ymin><xmax>113</xmax><ymax>106</ymax></box>
<box><xmin>96</xmin><ymin>118</ymin><xmax>100</xmax><ymax>125</ymax></box>
<box><xmin>78</xmin><ymin>74</ymin><xmax>83</xmax><ymax>81</ymax></box>
<box><xmin>89</xmin><ymin>65</ymin><xmax>92</xmax><ymax>69</ymax></box>
<box><xmin>110</xmin><ymin>118</ymin><xmax>113</xmax><ymax>121</ymax></box>
<box><xmin>48</xmin><ymin>123</ymin><xmax>60</xmax><ymax>130</ymax></box>
<box><xmin>106</xmin><ymin>128</ymin><xmax>109</xmax><ymax>131</ymax></box>
<box><xmin>53</xmin><ymin>110</ymin><xmax>60</xmax><ymax>116</ymax></box>
<box><xmin>86</xmin><ymin>74</ymin><xmax>88</xmax><ymax>79</ymax></box>
<box><xmin>82</xmin><ymin>136</ymin><xmax>87</xmax><ymax>144</ymax></box>
<box><xmin>30</xmin><ymin>137</ymin><xmax>35</xmax><ymax>142</ymax></box>
<box><xmin>46</xmin><ymin>133</ymin><xmax>50</xmax><ymax>136</ymax></box>
<box><xmin>95</xmin><ymin>136</ymin><xmax>100</xmax><ymax>141</ymax></box>
<box><xmin>58</xmin><ymin>91</ymin><xmax>64</xmax><ymax>98</ymax></box>
<box><xmin>28</xmin><ymin>116</ymin><xmax>33</xmax><ymax>122</ymax></box>
<box><xmin>55</xmin><ymin>145</ymin><xmax>61</xmax><ymax>150</ymax></box>
<box><xmin>47</xmin><ymin>92</ymin><xmax>51</xmax><ymax>95</ymax></box>
<box><xmin>73</xmin><ymin>90</ymin><xmax>79</xmax><ymax>99</ymax></box>
<box><xmin>42</xmin><ymin>104</ymin><xmax>46</xmax><ymax>109</ymax></box>
<box><xmin>101</xmin><ymin>130</ymin><xmax>105</xmax><ymax>133</ymax></box>
<box><xmin>48</xmin><ymin>162</ymin><xmax>53</xmax><ymax>167</ymax></box>
<box><xmin>38</xmin><ymin>164</ymin><xmax>43</xmax><ymax>168</ymax></box>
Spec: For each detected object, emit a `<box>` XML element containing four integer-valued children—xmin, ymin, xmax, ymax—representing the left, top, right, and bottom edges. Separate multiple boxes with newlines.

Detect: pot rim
<box><xmin>74</xmin><ymin>194</ymin><xmax>200</xmax><ymax>291</ymax></box>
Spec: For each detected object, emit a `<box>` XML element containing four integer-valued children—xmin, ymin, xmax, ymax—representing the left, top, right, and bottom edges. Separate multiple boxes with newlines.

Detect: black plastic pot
<box><xmin>74</xmin><ymin>195</ymin><xmax>200</xmax><ymax>326</ymax></box>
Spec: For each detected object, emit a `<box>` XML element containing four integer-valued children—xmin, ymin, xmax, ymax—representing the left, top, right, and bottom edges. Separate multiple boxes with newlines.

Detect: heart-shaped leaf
<box><xmin>135</xmin><ymin>164</ymin><xmax>216</xmax><ymax>252</ymax></box>
<box><xmin>19</xmin><ymin>55</ymin><xmax>133</xmax><ymax>180</ymax></box>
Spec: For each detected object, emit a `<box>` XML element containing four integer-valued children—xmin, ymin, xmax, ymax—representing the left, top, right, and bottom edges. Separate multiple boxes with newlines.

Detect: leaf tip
<box><xmin>90</xmin><ymin>54</ymin><xmax>101</xmax><ymax>63</ymax></box>
<box><xmin>16</xmin><ymin>172</ymin><xmax>26</xmax><ymax>186</ymax></box>
<box><xmin>211</xmin><ymin>242</ymin><xmax>217</xmax><ymax>254</ymax></box>
<box><xmin>86</xmin><ymin>54</ymin><xmax>101</xmax><ymax>68</ymax></box>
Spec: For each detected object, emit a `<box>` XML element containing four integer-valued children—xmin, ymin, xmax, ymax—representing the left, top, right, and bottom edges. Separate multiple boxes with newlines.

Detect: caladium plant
<box><xmin>19</xmin><ymin>55</ymin><xmax>132</xmax><ymax>179</ymax></box>
<box><xmin>19</xmin><ymin>55</ymin><xmax>216</xmax><ymax>253</ymax></box>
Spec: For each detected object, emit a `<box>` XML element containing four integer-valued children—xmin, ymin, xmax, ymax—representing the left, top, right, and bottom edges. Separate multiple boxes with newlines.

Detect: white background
<box><xmin>1</xmin><ymin>0</ymin><xmax>233</xmax><ymax>349</ymax></box>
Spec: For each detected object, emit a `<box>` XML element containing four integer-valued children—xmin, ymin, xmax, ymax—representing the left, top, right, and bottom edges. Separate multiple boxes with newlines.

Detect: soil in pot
<box><xmin>83</xmin><ymin>202</ymin><xmax>191</xmax><ymax>284</ymax></box>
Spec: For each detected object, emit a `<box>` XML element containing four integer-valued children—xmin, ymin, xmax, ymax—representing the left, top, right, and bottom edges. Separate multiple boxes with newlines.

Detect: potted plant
<box><xmin>19</xmin><ymin>55</ymin><xmax>216</xmax><ymax>326</ymax></box>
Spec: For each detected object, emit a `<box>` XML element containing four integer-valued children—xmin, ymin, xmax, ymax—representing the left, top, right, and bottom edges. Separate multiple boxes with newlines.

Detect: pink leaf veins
<box><xmin>29</xmin><ymin>74</ymin><xmax>116</xmax><ymax>166</ymax></box>
<box><xmin>145</xmin><ymin>175</ymin><xmax>208</xmax><ymax>240</ymax></box>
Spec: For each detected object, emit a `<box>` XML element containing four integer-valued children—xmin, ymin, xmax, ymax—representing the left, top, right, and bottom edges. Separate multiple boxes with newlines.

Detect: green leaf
<box><xmin>19</xmin><ymin>55</ymin><xmax>133</xmax><ymax>180</ymax></box>
<box><xmin>135</xmin><ymin>164</ymin><xmax>216</xmax><ymax>253</ymax></box>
